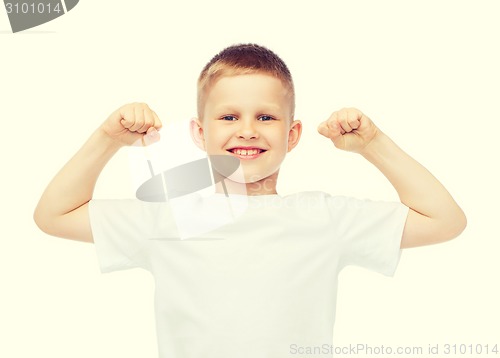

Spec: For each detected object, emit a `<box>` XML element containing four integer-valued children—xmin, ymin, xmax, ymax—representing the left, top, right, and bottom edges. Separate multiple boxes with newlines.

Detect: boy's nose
<box><xmin>236</xmin><ymin>119</ymin><xmax>259</xmax><ymax>139</ymax></box>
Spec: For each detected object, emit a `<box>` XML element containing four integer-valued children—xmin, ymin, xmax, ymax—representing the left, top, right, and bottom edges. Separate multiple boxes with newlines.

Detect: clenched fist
<box><xmin>317</xmin><ymin>108</ymin><xmax>379</xmax><ymax>153</ymax></box>
<box><xmin>100</xmin><ymin>102</ymin><xmax>162</xmax><ymax>147</ymax></box>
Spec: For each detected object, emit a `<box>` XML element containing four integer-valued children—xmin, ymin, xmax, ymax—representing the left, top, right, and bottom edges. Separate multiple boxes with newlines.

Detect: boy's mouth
<box><xmin>226</xmin><ymin>147</ymin><xmax>267</xmax><ymax>159</ymax></box>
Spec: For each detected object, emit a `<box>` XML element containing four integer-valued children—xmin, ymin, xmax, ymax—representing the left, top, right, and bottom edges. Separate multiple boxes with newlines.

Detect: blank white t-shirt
<box><xmin>89</xmin><ymin>191</ymin><xmax>408</xmax><ymax>358</ymax></box>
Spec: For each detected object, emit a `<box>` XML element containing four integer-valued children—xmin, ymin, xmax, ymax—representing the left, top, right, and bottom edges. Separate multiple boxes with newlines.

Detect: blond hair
<box><xmin>197</xmin><ymin>43</ymin><xmax>295</xmax><ymax>119</ymax></box>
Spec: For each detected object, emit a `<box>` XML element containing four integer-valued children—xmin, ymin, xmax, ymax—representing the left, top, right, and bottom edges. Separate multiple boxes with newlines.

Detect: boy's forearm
<box><xmin>360</xmin><ymin>131</ymin><xmax>465</xmax><ymax>227</ymax></box>
<box><xmin>34</xmin><ymin>129</ymin><xmax>122</xmax><ymax>224</ymax></box>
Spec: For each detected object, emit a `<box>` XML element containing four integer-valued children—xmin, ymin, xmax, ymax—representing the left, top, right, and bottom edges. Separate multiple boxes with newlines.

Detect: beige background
<box><xmin>1</xmin><ymin>0</ymin><xmax>498</xmax><ymax>357</ymax></box>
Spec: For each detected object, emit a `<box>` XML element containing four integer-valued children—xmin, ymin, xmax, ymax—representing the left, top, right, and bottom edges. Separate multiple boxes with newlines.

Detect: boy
<box><xmin>34</xmin><ymin>43</ymin><xmax>466</xmax><ymax>357</ymax></box>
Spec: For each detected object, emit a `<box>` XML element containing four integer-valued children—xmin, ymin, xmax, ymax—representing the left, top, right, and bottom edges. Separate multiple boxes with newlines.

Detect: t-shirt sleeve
<box><xmin>327</xmin><ymin>195</ymin><xmax>409</xmax><ymax>277</ymax></box>
<box><xmin>88</xmin><ymin>199</ymin><xmax>156</xmax><ymax>273</ymax></box>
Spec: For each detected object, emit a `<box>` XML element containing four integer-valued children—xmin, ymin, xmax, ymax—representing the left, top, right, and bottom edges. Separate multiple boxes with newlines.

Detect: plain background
<box><xmin>1</xmin><ymin>1</ymin><xmax>499</xmax><ymax>357</ymax></box>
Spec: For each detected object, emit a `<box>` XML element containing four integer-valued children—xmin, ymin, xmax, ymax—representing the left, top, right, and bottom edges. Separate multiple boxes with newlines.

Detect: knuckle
<box><xmin>130</xmin><ymin>102</ymin><xmax>148</xmax><ymax>110</ymax></box>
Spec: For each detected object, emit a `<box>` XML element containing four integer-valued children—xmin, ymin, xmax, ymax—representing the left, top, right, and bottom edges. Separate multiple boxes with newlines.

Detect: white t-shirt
<box><xmin>89</xmin><ymin>191</ymin><xmax>408</xmax><ymax>358</ymax></box>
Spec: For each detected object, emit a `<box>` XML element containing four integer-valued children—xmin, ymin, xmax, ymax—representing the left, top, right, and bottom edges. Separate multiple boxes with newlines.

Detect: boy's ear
<box><xmin>189</xmin><ymin>117</ymin><xmax>206</xmax><ymax>151</ymax></box>
<box><xmin>287</xmin><ymin>119</ymin><xmax>302</xmax><ymax>152</ymax></box>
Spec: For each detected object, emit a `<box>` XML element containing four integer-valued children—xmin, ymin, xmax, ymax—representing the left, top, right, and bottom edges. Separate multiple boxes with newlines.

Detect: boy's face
<box><xmin>191</xmin><ymin>73</ymin><xmax>301</xmax><ymax>186</ymax></box>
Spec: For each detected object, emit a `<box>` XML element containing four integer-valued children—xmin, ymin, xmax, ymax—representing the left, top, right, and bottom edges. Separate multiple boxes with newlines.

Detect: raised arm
<box><xmin>318</xmin><ymin>108</ymin><xmax>466</xmax><ymax>249</ymax></box>
<box><xmin>33</xmin><ymin>102</ymin><xmax>162</xmax><ymax>243</ymax></box>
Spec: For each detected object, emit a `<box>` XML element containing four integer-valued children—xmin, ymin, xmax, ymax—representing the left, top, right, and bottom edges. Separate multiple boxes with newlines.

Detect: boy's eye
<box><xmin>221</xmin><ymin>115</ymin><xmax>237</xmax><ymax>121</ymax></box>
<box><xmin>259</xmin><ymin>115</ymin><xmax>275</xmax><ymax>121</ymax></box>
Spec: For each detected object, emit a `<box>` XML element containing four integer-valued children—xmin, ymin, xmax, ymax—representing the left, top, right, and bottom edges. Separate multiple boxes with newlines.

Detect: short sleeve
<box><xmin>88</xmin><ymin>199</ymin><xmax>158</xmax><ymax>273</ymax></box>
<box><xmin>327</xmin><ymin>196</ymin><xmax>409</xmax><ymax>277</ymax></box>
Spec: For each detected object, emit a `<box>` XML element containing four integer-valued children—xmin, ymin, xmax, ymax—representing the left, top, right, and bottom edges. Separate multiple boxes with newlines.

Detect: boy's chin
<box><xmin>224</xmin><ymin>173</ymin><xmax>262</xmax><ymax>184</ymax></box>
<box><xmin>215</xmin><ymin>171</ymin><xmax>268</xmax><ymax>184</ymax></box>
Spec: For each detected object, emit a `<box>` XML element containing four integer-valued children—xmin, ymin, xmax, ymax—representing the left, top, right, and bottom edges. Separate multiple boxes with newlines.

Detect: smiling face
<box><xmin>191</xmin><ymin>73</ymin><xmax>302</xmax><ymax>195</ymax></box>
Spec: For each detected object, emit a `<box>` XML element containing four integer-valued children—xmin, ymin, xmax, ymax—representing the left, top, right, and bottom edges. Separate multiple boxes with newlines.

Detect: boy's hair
<box><xmin>197</xmin><ymin>43</ymin><xmax>295</xmax><ymax>119</ymax></box>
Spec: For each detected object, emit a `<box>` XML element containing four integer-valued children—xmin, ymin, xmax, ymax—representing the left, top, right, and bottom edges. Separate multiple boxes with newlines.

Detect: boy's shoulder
<box><xmin>280</xmin><ymin>191</ymin><xmax>406</xmax><ymax>220</ymax></box>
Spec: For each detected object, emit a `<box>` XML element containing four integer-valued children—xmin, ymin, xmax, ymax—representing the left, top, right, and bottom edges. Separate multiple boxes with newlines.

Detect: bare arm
<box><xmin>318</xmin><ymin>108</ymin><xmax>466</xmax><ymax>249</ymax></box>
<box><xmin>360</xmin><ymin>131</ymin><xmax>466</xmax><ymax>248</ymax></box>
<box><xmin>33</xmin><ymin>102</ymin><xmax>162</xmax><ymax>243</ymax></box>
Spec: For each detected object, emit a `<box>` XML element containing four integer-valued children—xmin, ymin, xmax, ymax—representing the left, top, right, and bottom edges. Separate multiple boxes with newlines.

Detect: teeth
<box><xmin>232</xmin><ymin>148</ymin><xmax>260</xmax><ymax>155</ymax></box>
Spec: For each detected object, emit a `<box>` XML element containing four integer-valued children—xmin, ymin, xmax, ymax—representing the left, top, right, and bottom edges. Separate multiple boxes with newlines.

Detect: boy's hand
<box><xmin>100</xmin><ymin>102</ymin><xmax>162</xmax><ymax>147</ymax></box>
<box><xmin>317</xmin><ymin>108</ymin><xmax>379</xmax><ymax>153</ymax></box>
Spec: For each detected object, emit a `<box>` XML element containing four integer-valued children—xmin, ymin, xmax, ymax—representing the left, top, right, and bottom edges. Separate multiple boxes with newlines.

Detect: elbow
<box><xmin>33</xmin><ymin>208</ymin><xmax>46</xmax><ymax>234</ymax></box>
<box><xmin>403</xmin><ymin>208</ymin><xmax>467</xmax><ymax>249</ymax></box>
<box><xmin>455</xmin><ymin>210</ymin><xmax>467</xmax><ymax>237</ymax></box>
<box><xmin>453</xmin><ymin>206</ymin><xmax>467</xmax><ymax>237</ymax></box>
<box><xmin>459</xmin><ymin>208</ymin><xmax>467</xmax><ymax>231</ymax></box>
<box><xmin>442</xmin><ymin>208</ymin><xmax>467</xmax><ymax>242</ymax></box>
<box><xmin>33</xmin><ymin>206</ymin><xmax>53</xmax><ymax>236</ymax></box>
